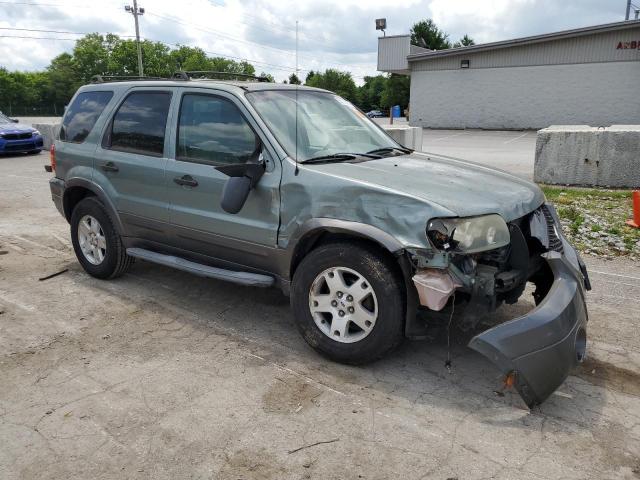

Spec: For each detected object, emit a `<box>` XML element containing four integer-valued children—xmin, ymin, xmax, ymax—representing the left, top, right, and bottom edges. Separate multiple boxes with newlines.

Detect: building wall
<box><xmin>410</xmin><ymin>26</ymin><xmax>640</xmax><ymax>71</ymax></box>
<box><xmin>409</xmin><ymin>61</ymin><xmax>640</xmax><ymax>130</ymax></box>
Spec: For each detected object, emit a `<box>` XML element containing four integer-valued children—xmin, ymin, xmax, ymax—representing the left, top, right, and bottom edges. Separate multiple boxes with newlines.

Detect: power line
<box><xmin>0</xmin><ymin>0</ymin><xmax>375</xmax><ymax>75</ymax></box>
<box><xmin>145</xmin><ymin>11</ymin><xmax>373</xmax><ymax>74</ymax></box>
<box><xmin>0</xmin><ymin>27</ymin><xmax>135</xmax><ymax>37</ymax></box>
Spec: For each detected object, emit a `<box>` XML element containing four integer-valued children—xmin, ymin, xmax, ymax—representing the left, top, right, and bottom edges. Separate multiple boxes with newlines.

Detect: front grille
<box><xmin>3</xmin><ymin>142</ymin><xmax>36</xmax><ymax>152</ymax></box>
<box><xmin>540</xmin><ymin>205</ymin><xmax>564</xmax><ymax>253</ymax></box>
<box><xmin>1</xmin><ymin>132</ymin><xmax>32</xmax><ymax>140</ymax></box>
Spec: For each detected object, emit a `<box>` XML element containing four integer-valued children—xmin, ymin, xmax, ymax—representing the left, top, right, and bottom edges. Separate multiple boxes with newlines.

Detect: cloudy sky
<box><xmin>0</xmin><ymin>0</ymin><xmax>628</xmax><ymax>83</ymax></box>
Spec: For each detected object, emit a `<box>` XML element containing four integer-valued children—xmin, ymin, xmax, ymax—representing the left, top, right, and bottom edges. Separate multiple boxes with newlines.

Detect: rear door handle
<box><xmin>173</xmin><ymin>175</ymin><xmax>198</xmax><ymax>187</ymax></box>
<box><xmin>100</xmin><ymin>161</ymin><xmax>119</xmax><ymax>172</ymax></box>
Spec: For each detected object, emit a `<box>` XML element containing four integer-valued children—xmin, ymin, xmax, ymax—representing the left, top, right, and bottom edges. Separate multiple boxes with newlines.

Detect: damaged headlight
<box><xmin>427</xmin><ymin>214</ymin><xmax>510</xmax><ymax>254</ymax></box>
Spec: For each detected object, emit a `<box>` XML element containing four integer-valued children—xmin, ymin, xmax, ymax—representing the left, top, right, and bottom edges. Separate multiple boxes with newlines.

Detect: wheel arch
<box><xmin>287</xmin><ymin>219</ymin><xmax>421</xmax><ymax>339</ymax></box>
<box><xmin>287</xmin><ymin>219</ymin><xmax>404</xmax><ymax>280</ymax></box>
<box><xmin>63</xmin><ymin>178</ymin><xmax>124</xmax><ymax>234</ymax></box>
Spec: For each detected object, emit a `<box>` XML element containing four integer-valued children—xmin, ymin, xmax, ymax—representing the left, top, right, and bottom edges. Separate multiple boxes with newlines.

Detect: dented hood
<box><xmin>308</xmin><ymin>153</ymin><xmax>544</xmax><ymax>222</ymax></box>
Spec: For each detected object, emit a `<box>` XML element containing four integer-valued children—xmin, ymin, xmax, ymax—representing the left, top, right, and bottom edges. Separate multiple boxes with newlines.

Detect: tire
<box><xmin>70</xmin><ymin>196</ymin><xmax>133</xmax><ymax>279</ymax></box>
<box><xmin>291</xmin><ymin>242</ymin><xmax>405</xmax><ymax>365</ymax></box>
<box><xmin>28</xmin><ymin>149</ymin><xmax>42</xmax><ymax>155</ymax></box>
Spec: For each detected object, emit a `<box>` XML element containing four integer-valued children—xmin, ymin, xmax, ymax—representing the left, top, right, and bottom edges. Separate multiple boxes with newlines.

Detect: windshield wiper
<box><xmin>302</xmin><ymin>152</ymin><xmax>381</xmax><ymax>164</ymax></box>
<box><xmin>366</xmin><ymin>146</ymin><xmax>412</xmax><ymax>156</ymax></box>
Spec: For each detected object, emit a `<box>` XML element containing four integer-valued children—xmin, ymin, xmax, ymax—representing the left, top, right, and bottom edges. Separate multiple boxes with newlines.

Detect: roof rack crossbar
<box><xmin>172</xmin><ymin>71</ymin><xmax>270</xmax><ymax>82</ymax></box>
<box><xmin>90</xmin><ymin>74</ymin><xmax>167</xmax><ymax>83</ymax></box>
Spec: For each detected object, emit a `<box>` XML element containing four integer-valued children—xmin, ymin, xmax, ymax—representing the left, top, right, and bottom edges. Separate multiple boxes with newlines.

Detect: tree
<box><xmin>410</xmin><ymin>19</ymin><xmax>451</xmax><ymax>50</ymax></box>
<box><xmin>259</xmin><ymin>72</ymin><xmax>275</xmax><ymax>82</ymax></box>
<box><xmin>305</xmin><ymin>69</ymin><xmax>357</xmax><ymax>103</ymax></box>
<box><xmin>453</xmin><ymin>35</ymin><xmax>475</xmax><ymax>48</ymax></box>
<box><xmin>304</xmin><ymin>70</ymin><xmax>317</xmax><ymax>84</ymax></box>
<box><xmin>357</xmin><ymin>75</ymin><xmax>387</xmax><ymax>111</ymax></box>
<box><xmin>380</xmin><ymin>74</ymin><xmax>410</xmax><ymax>111</ymax></box>
<box><xmin>288</xmin><ymin>73</ymin><xmax>301</xmax><ymax>85</ymax></box>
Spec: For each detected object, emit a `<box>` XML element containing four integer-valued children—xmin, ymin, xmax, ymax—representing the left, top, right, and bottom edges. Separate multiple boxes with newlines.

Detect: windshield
<box><xmin>246</xmin><ymin>90</ymin><xmax>401</xmax><ymax>162</ymax></box>
<box><xmin>0</xmin><ymin>112</ymin><xmax>11</xmax><ymax>124</ymax></box>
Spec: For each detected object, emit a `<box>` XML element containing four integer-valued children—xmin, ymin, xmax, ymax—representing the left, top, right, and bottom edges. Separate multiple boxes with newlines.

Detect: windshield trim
<box><xmin>244</xmin><ymin>89</ymin><xmax>405</xmax><ymax>162</ymax></box>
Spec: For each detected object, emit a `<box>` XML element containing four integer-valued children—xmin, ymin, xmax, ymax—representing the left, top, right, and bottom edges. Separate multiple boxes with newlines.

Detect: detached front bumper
<box><xmin>469</xmin><ymin>247</ymin><xmax>588</xmax><ymax>408</ymax></box>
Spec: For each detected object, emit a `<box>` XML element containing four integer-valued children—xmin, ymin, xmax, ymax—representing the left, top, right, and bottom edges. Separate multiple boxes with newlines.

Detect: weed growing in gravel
<box><xmin>541</xmin><ymin>185</ymin><xmax>639</xmax><ymax>259</ymax></box>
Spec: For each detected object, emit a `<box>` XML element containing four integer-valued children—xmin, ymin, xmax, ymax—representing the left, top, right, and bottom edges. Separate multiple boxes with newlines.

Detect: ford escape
<box><xmin>47</xmin><ymin>73</ymin><xmax>591</xmax><ymax>407</ymax></box>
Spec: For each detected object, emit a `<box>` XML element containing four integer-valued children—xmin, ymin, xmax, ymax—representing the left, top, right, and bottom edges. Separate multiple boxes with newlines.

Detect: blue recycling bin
<box><xmin>392</xmin><ymin>105</ymin><xmax>401</xmax><ymax>118</ymax></box>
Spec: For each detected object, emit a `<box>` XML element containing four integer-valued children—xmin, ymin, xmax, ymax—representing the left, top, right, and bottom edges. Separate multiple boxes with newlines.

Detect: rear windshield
<box><xmin>60</xmin><ymin>91</ymin><xmax>113</xmax><ymax>143</ymax></box>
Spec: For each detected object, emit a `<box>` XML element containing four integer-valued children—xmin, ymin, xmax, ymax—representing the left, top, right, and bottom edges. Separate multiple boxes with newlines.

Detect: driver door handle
<box><xmin>174</xmin><ymin>175</ymin><xmax>198</xmax><ymax>187</ymax></box>
<box><xmin>100</xmin><ymin>161</ymin><xmax>119</xmax><ymax>172</ymax></box>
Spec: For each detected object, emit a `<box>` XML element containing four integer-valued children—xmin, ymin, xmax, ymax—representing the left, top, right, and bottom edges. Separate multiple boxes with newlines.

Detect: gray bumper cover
<box><xmin>468</xmin><ymin>250</ymin><xmax>588</xmax><ymax>408</ymax></box>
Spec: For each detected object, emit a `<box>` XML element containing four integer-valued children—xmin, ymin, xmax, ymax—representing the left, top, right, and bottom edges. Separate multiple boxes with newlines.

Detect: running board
<box><xmin>126</xmin><ymin>248</ymin><xmax>274</xmax><ymax>287</ymax></box>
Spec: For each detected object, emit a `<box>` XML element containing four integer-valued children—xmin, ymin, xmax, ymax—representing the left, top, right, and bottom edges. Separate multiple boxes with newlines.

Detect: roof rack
<box><xmin>89</xmin><ymin>71</ymin><xmax>271</xmax><ymax>84</ymax></box>
<box><xmin>90</xmin><ymin>74</ymin><xmax>167</xmax><ymax>83</ymax></box>
<box><xmin>172</xmin><ymin>71</ymin><xmax>270</xmax><ymax>82</ymax></box>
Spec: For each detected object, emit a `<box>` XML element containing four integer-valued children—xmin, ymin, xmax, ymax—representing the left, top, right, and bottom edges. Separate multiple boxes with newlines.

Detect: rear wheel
<box><xmin>291</xmin><ymin>242</ymin><xmax>405</xmax><ymax>364</ymax></box>
<box><xmin>70</xmin><ymin>197</ymin><xmax>133</xmax><ymax>279</ymax></box>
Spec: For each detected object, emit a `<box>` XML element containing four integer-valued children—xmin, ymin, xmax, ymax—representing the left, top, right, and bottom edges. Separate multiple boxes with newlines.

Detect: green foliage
<box><xmin>380</xmin><ymin>74</ymin><xmax>410</xmax><ymax>110</ymax></box>
<box><xmin>304</xmin><ymin>69</ymin><xmax>357</xmax><ymax>103</ymax></box>
<box><xmin>259</xmin><ymin>72</ymin><xmax>275</xmax><ymax>82</ymax></box>
<box><xmin>410</xmin><ymin>19</ymin><xmax>451</xmax><ymax>50</ymax></box>
<box><xmin>0</xmin><ymin>34</ymin><xmax>258</xmax><ymax>115</ymax></box>
<box><xmin>453</xmin><ymin>34</ymin><xmax>476</xmax><ymax>48</ymax></box>
<box><xmin>288</xmin><ymin>73</ymin><xmax>301</xmax><ymax>85</ymax></box>
<box><xmin>357</xmin><ymin>75</ymin><xmax>387</xmax><ymax>111</ymax></box>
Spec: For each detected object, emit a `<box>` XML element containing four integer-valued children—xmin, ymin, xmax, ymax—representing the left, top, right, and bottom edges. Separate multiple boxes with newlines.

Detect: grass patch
<box><xmin>539</xmin><ymin>185</ymin><xmax>639</xmax><ymax>258</ymax></box>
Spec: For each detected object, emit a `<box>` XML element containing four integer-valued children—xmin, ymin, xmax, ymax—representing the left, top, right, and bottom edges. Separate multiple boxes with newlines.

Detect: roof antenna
<box><xmin>294</xmin><ymin>19</ymin><xmax>300</xmax><ymax>176</ymax></box>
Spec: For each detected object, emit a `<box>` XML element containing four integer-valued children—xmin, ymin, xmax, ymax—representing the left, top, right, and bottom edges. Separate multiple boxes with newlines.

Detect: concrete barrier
<box><xmin>380</xmin><ymin>125</ymin><xmax>423</xmax><ymax>151</ymax></box>
<box><xmin>33</xmin><ymin>123</ymin><xmax>61</xmax><ymax>150</ymax></box>
<box><xmin>534</xmin><ymin>125</ymin><xmax>640</xmax><ymax>188</ymax></box>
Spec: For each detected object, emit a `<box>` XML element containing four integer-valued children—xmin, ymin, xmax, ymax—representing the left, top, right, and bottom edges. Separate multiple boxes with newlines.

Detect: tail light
<box><xmin>50</xmin><ymin>144</ymin><xmax>56</xmax><ymax>172</ymax></box>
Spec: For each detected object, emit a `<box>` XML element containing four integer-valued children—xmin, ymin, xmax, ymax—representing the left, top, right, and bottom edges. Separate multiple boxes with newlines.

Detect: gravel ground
<box><xmin>542</xmin><ymin>186</ymin><xmax>640</xmax><ymax>261</ymax></box>
<box><xmin>1</xmin><ymin>152</ymin><xmax>639</xmax><ymax>480</ymax></box>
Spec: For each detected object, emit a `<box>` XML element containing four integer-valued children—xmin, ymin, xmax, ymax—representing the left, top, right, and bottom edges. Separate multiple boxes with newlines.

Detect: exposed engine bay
<box><xmin>408</xmin><ymin>204</ymin><xmax>589</xmax><ymax>325</ymax></box>
<box><xmin>404</xmin><ymin>203</ymin><xmax>591</xmax><ymax>408</ymax></box>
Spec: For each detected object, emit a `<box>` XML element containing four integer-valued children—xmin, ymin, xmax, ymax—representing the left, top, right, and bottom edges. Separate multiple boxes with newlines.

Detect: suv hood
<box><xmin>307</xmin><ymin>152</ymin><xmax>544</xmax><ymax>221</ymax></box>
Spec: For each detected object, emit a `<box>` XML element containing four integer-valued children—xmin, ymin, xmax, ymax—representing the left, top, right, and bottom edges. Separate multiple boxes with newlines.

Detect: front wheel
<box><xmin>291</xmin><ymin>242</ymin><xmax>405</xmax><ymax>364</ymax></box>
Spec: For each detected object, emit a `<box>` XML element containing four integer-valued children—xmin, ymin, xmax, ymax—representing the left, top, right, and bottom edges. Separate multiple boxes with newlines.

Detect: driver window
<box><xmin>177</xmin><ymin>94</ymin><xmax>258</xmax><ymax>166</ymax></box>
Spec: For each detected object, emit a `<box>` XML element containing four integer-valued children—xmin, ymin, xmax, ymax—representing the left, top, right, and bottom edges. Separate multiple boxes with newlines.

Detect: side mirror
<box><xmin>11</xmin><ymin>118</ymin><xmax>18</xmax><ymax>123</ymax></box>
<box><xmin>215</xmin><ymin>138</ymin><xmax>266</xmax><ymax>214</ymax></box>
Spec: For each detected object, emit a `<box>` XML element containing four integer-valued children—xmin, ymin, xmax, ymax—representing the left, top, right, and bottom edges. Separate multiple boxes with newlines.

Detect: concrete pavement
<box><xmin>1</xmin><ymin>152</ymin><xmax>639</xmax><ymax>480</ymax></box>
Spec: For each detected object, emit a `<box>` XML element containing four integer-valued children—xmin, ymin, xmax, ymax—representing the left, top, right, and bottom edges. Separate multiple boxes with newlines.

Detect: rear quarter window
<box><xmin>59</xmin><ymin>91</ymin><xmax>113</xmax><ymax>143</ymax></box>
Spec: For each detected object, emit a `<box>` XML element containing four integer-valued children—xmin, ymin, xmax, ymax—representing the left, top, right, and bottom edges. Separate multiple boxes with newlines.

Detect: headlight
<box><xmin>32</xmin><ymin>130</ymin><xmax>41</xmax><ymax>136</ymax></box>
<box><xmin>427</xmin><ymin>214</ymin><xmax>510</xmax><ymax>253</ymax></box>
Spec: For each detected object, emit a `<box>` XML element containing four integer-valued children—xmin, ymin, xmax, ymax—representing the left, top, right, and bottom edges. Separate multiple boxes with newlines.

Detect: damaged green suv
<box><xmin>48</xmin><ymin>75</ymin><xmax>590</xmax><ymax>408</ymax></box>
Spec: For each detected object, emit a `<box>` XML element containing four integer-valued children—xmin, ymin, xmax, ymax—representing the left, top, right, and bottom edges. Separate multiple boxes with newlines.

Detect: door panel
<box><xmin>94</xmin><ymin>88</ymin><xmax>175</xmax><ymax>242</ymax></box>
<box><xmin>166</xmin><ymin>90</ymin><xmax>281</xmax><ymax>270</ymax></box>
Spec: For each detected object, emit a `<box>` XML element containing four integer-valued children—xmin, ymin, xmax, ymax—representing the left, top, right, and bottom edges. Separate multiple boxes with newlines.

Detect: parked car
<box><xmin>0</xmin><ymin>112</ymin><xmax>44</xmax><ymax>155</ymax></box>
<box><xmin>366</xmin><ymin>109</ymin><xmax>385</xmax><ymax>118</ymax></box>
<box><xmin>47</xmin><ymin>75</ymin><xmax>590</xmax><ymax>408</ymax></box>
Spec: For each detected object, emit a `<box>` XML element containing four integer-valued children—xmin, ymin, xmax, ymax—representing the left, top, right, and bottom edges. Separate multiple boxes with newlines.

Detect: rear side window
<box><xmin>177</xmin><ymin>94</ymin><xmax>257</xmax><ymax>165</ymax></box>
<box><xmin>59</xmin><ymin>91</ymin><xmax>113</xmax><ymax>143</ymax></box>
<box><xmin>106</xmin><ymin>91</ymin><xmax>171</xmax><ymax>157</ymax></box>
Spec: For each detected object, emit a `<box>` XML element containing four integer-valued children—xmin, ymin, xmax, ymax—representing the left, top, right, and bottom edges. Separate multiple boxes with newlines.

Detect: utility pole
<box><xmin>626</xmin><ymin>0</ymin><xmax>632</xmax><ymax>20</ymax></box>
<box><xmin>125</xmin><ymin>0</ymin><xmax>145</xmax><ymax>76</ymax></box>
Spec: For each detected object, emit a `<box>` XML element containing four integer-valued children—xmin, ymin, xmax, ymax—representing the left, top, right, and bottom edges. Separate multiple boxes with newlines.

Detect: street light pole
<box><xmin>125</xmin><ymin>0</ymin><xmax>145</xmax><ymax>76</ymax></box>
<box><xmin>626</xmin><ymin>0</ymin><xmax>632</xmax><ymax>20</ymax></box>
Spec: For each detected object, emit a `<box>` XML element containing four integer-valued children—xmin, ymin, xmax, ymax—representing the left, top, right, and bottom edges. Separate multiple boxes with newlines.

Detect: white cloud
<box><xmin>0</xmin><ymin>0</ymin><xmax>626</xmax><ymax>83</ymax></box>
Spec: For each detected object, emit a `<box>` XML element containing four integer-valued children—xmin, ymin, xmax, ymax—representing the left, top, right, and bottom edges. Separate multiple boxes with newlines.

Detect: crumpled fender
<box><xmin>468</xmin><ymin>251</ymin><xmax>588</xmax><ymax>408</ymax></box>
